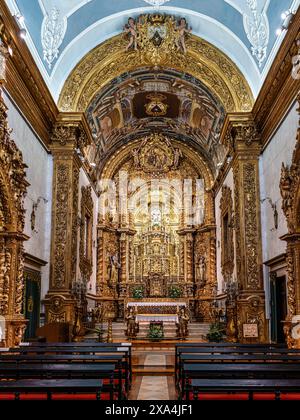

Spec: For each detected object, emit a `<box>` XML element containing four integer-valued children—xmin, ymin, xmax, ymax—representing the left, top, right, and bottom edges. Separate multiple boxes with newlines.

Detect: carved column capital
<box><xmin>221</xmin><ymin>114</ymin><xmax>261</xmax><ymax>156</ymax></box>
<box><xmin>50</xmin><ymin>113</ymin><xmax>92</xmax><ymax>154</ymax></box>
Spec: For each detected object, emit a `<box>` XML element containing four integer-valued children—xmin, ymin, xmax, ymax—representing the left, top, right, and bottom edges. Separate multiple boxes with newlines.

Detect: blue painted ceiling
<box><xmin>6</xmin><ymin>0</ymin><xmax>299</xmax><ymax>101</ymax></box>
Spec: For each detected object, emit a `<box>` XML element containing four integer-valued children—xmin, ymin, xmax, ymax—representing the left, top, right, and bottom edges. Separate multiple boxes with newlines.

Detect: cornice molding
<box><xmin>0</xmin><ymin>1</ymin><xmax>58</xmax><ymax>146</ymax></box>
<box><xmin>253</xmin><ymin>7</ymin><xmax>300</xmax><ymax>147</ymax></box>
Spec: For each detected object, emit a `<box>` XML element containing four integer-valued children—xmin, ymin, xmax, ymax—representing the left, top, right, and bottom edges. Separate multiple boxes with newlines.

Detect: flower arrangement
<box><xmin>147</xmin><ymin>322</ymin><xmax>164</xmax><ymax>340</ymax></box>
<box><xmin>132</xmin><ymin>286</ymin><xmax>144</xmax><ymax>299</ymax></box>
<box><xmin>168</xmin><ymin>285</ymin><xmax>182</xmax><ymax>299</ymax></box>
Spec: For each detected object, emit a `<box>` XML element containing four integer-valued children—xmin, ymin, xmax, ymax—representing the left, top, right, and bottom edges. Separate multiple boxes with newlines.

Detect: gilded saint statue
<box><xmin>108</xmin><ymin>254</ymin><xmax>121</xmax><ymax>286</ymax></box>
<box><xmin>196</xmin><ymin>255</ymin><xmax>206</xmax><ymax>287</ymax></box>
<box><xmin>175</xmin><ymin>18</ymin><xmax>192</xmax><ymax>54</ymax></box>
<box><xmin>176</xmin><ymin>307</ymin><xmax>190</xmax><ymax>339</ymax></box>
<box><xmin>124</xmin><ymin>17</ymin><xmax>138</xmax><ymax>51</ymax></box>
<box><xmin>125</xmin><ymin>307</ymin><xmax>139</xmax><ymax>339</ymax></box>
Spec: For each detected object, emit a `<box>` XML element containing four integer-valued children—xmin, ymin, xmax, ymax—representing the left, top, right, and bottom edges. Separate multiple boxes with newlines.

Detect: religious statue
<box><xmin>176</xmin><ymin>307</ymin><xmax>190</xmax><ymax>339</ymax></box>
<box><xmin>175</xmin><ymin>18</ymin><xmax>192</xmax><ymax>54</ymax></box>
<box><xmin>196</xmin><ymin>255</ymin><xmax>206</xmax><ymax>287</ymax></box>
<box><xmin>124</xmin><ymin>17</ymin><xmax>138</xmax><ymax>51</ymax></box>
<box><xmin>173</xmin><ymin>148</ymin><xmax>182</xmax><ymax>169</ymax></box>
<box><xmin>132</xmin><ymin>147</ymin><xmax>140</xmax><ymax>168</ymax></box>
<box><xmin>108</xmin><ymin>254</ymin><xmax>121</xmax><ymax>286</ymax></box>
<box><xmin>93</xmin><ymin>303</ymin><xmax>104</xmax><ymax>324</ymax></box>
<box><xmin>0</xmin><ymin>43</ymin><xmax>9</xmax><ymax>84</ymax></box>
<box><xmin>125</xmin><ymin>307</ymin><xmax>139</xmax><ymax>339</ymax></box>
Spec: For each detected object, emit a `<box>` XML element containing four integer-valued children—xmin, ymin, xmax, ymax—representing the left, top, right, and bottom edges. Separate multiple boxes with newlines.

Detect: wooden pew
<box><xmin>188</xmin><ymin>378</ymin><xmax>300</xmax><ymax>401</ymax></box>
<box><xmin>0</xmin><ymin>363</ymin><xmax>118</xmax><ymax>399</ymax></box>
<box><xmin>182</xmin><ymin>363</ymin><xmax>300</xmax><ymax>400</ymax></box>
<box><xmin>0</xmin><ymin>353</ymin><xmax>128</xmax><ymax>398</ymax></box>
<box><xmin>18</xmin><ymin>343</ymin><xmax>133</xmax><ymax>384</ymax></box>
<box><xmin>177</xmin><ymin>353</ymin><xmax>300</xmax><ymax>388</ymax></box>
<box><xmin>0</xmin><ymin>346</ymin><xmax>130</xmax><ymax>397</ymax></box>
<box><xmin>175</xmin><ymin>346</ymin><xmax>300</xmax><ymax>378</ymax></box>
<box><xmin>0</xmin><ymin>379</ymin><xmax>104</xmax><ymax>400</ymax></box>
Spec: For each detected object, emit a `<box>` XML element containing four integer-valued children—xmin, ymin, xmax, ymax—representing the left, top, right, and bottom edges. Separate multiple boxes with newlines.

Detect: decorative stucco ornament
<box><xmin>243</xmin><ymin>0</ymin><xmax>269</xmax><ymax>68</ymax></box>
<box><xmin>143</xmin><ymin>0</ymin><xmax>170</xmax><ymax>6</ymax></box>
<box><xmin>41</xmin><ymin>7</ymin><xmax>67</xmax><ymax>69</ymax></box>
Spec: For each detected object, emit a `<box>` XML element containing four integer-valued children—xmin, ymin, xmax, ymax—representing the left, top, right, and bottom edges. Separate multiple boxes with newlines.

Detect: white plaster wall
<box><xmin>3</xmin><ymin>91</ymin><xmax>53</xmax><ymax>301</ymax></box>
<box><xmin>215</xmin><ymin>168</ymin><xmax>236</xmax><ymax>294</ymax></box>
<box><xmin>259</xmin><ymin>101</ymin><xmax>298</xmax><ymax>264</ymax></box>
<box><xmin>78</xmin><ymin>169</ymin><xmax>98</xmax><ymax>299</ymax></box>
<box><xmin>259</xmin><ymin>101</ymin><xmax>298</xmax><ymax>323</ymax></box>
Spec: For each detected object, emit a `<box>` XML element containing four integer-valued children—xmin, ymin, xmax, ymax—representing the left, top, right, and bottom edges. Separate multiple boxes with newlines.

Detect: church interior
<box><xmin>0</xmin><ymin>0</ymin><xmax>300</xmax><ymax>402</ymax></box>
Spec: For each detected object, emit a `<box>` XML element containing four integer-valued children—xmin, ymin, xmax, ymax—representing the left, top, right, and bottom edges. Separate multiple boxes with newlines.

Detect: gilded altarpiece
<box><xmin>280</xmin><ymin>94</ymin><xmax>300</xmax><ymax>348</ymax></box>
<box><xmin>96</xmin><ymin>134</ymin><xmax>217</xmax><ymax>319</ymax></box>
<box><xmin>222</xmin><ymin>117</ymin><xmax>268</xmax><ymax>342</ymax></box>
<box><xmin>0</xmin><ymin>89</ymin><xmax>29</xmax><ymax>347</ymax></box>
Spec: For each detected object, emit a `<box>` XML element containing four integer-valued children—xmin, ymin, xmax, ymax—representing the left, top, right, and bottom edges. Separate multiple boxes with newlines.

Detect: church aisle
<box><xmin>137</xmin><ymin>376</ymin><xmax>169</xmax><ymax>400</ymax></box>
<box><xmin>129</xmin><ymin>350</ymin><xmax>176</xmax><ymax>400</ymax></box>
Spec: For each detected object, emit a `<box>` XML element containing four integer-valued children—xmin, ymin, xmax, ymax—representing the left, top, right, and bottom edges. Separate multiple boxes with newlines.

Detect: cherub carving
<box><xmin>175</xmin><ymin>18</ymin><xmax>192</xmax><ymax>54</ymax></box>
<box><xmin>124</xmin><ymin>17</ymin><xmax>138</xmax><ymax>51</ymax></box>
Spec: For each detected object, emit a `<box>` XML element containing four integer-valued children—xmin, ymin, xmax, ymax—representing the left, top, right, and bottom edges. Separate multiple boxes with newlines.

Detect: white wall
<box><xmin>215</xmin><ymin>168</ymin><xmax>237</xmax><ymax>294</ymax></box>
<box><xmin>3</xmin><ymin>91</ymin><xmax>53</xmax><ymax>301</ymax></box>
<box><xmin>259</xmin><ymin>101</ymin><xmax>298</xmax><ymax>320</ymax></box>
<box><xmin>259</xmin><ymin>101</ymin><xmax>298</xmax><ymax>264</ymax></box>
<box><xmin>78</xmin><ymin>169</ymin><xmax>98</xmax><ymax>300</ymax></box>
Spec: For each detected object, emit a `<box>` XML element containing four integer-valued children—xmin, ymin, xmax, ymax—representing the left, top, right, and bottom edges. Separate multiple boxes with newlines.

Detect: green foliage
<box><xmin>86</xmin><ymin>327</ymin><xmax>105</xmax><ymax>342</ymax></box>
<box><xmin>206</xmin><ymin>322</ymin><xmax>225</xmax><ymax>342</ymax></box>
<box><xmin>147</xmin><ymin>322</ymin><xmax>164</xmax><ymax>340</ymax></box>
<box><xmin>168</xmin><ymin>285</ymin><xmax>182</xmax><ymax>299</ymax></box>
<box><xmin>132</xmin><ymin>286</ymin><xmax>144</xmax><ymax>299</ymax></box>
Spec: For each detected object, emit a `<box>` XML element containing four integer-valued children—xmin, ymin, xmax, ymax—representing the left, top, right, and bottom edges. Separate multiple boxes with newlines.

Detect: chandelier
<box><xmin>143</xmin><ymin>0</ymin><xmax>170</xmax><ymax>6</ymax></box>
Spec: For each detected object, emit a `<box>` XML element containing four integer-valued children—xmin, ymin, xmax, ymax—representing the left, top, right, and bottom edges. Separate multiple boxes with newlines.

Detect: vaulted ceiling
<box><xmin>5</xmin><ymin>0</ymin><xmax>300</xmax><ymax>101</ymax></box>
<box><xmin>85</xmin><ymin>68</ymin><xmax>226</xmax><ymax>176</ymax></box>
<box><xmin>4</xmin><ymin>0</ymin><xmax>300</xmax><ymax>180</ymax></box>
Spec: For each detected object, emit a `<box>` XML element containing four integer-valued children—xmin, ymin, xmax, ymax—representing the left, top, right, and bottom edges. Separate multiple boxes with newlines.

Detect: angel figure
<box><xmin>124</xmin><ymin>17</ymin><xmax>138</xmax><ymax>51</ymax></box>
<box><xmin>175</xmin><ymin>18</ymin><xmax>192</xmax><ymax>54</ymax></box>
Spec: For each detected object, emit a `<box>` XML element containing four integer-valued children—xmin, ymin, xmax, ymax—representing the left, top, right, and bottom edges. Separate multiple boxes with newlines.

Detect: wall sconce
<box><xmin>260</xmin><ymin>197</ymin><xmax>278</xmax><ymax>231</ymax></box>
<box><xmin>276</xmin><ymin>10</ymin><xmax>295</xmax><ymax>35</ymax></box>
<box><xmin>13</xmin><ymin>14</ymin><xmax>27</xmax><ymax>39</ymax></box>
<box><xmin>30</xmin><ymin>196</ymin><xmax>48</xmax><ymax>232</ymax></box>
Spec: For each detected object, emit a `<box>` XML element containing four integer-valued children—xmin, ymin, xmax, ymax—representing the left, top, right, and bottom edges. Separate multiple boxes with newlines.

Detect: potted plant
<box><xmin>168</xmin><ymin>285</ymin><xmax>182</xmax><ymax>299</ymax></box>
<box><xmin>206</xmin><ymin>322</ymin><xmax>225</xmax><ymax>342</ymax></box>
<box><xmin>147</xmin><ymin>322</ymin><xmax>164</xmax><ymax>341</ymax></box>
<box><xmin>132</xmin><ymin>286</ymin><xmax>144</xmax><ymax>299</ymax></box>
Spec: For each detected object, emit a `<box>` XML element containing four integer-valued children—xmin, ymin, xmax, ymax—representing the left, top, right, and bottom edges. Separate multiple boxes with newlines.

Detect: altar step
<box><xmin>89</xmin><ymin>321</ymin><xmax>210</xmax><ymax>341</ymax></box>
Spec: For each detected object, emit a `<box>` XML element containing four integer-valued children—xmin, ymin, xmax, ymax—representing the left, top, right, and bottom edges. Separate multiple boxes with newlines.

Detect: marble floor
<box><xmin>129</xmin><ymin>351</ymin><xmax>176</xmax><ymax>400</ymax></box>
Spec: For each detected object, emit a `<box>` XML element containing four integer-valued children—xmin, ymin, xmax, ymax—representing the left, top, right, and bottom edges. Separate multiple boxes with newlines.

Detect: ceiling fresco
<box><xmin>85</xmin><ymin>67</ymin><xmax>226</xmax><ymax>177</ymax></box>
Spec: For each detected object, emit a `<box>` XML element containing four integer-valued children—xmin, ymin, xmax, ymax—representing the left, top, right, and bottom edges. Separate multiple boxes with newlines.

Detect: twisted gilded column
<box><xmin>44</xmin><ymin>114</ymin><xmax>91</xmax><ymax>324</ymax></box>
<box><xmin>222</xmin><ymin>115</ymin><xmax>267</xmax><ymax>342</ymax></box>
